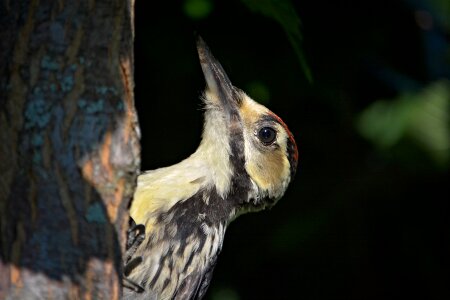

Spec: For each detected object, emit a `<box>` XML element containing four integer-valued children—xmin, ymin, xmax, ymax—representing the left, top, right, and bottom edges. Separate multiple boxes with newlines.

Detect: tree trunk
<box><xmin>0</xmin><ymin>0</ymin><xmax>139</xmax><ymax>298</ymax></box>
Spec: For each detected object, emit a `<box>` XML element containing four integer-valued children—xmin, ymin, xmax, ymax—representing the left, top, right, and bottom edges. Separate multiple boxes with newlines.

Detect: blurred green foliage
<box><xmin>183</xmin><ymin>0</ymin><xmax>214</xmax><ymax>20</ymax></box>
<box><xmin>428</xmin><ymin>0</ymin><xmax>450</xmax><ymax>30</ymax></box>
<box><xmin>357</xmin><ymin>81</ymin><xmax>450</xmax><ymax>168</ymax></box>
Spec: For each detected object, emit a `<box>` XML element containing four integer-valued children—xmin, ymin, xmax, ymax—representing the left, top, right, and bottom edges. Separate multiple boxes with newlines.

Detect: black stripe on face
<box><xmin>228</xmin><ymin>111</ymin><xmax>253</xmax><ymax>205</ymax></box>
<box><xmin>228</xmin><ymin>112</ymin><xmax>246</xmax><ymax>172</ymax></box>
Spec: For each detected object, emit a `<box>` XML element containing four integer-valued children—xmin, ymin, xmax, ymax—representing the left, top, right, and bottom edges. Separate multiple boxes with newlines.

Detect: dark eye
<box><xmin>258</xmin><ymin>127</ymin><xmax>277</xmax><ymax>145</ymax></box>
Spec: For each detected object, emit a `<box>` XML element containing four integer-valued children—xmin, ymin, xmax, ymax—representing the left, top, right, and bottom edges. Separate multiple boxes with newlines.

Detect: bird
<box><xmin>122</xmin><ymin>36</ymin><xmax>298</xmax><ymax>300</ymax></box>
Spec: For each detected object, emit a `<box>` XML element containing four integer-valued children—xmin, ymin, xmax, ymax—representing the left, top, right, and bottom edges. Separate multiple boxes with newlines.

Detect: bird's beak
<box><xmin>196</xmin><ymin>35</ymin><xmax>240</xmax><ymax>113</ymax></box>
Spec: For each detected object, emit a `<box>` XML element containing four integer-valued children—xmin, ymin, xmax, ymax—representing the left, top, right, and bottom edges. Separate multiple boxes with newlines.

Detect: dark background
<box><xmin>134</xmin><ymin>0</ymin><xmax>449</xmax><ymax>299</ymax></box>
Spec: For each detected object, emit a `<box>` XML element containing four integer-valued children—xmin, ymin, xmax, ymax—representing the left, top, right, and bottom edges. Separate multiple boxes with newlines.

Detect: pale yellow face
<box><xmin>239</xmin><ymin>94</ymin><xmax>293</xmax><ymax>200</ymax></box>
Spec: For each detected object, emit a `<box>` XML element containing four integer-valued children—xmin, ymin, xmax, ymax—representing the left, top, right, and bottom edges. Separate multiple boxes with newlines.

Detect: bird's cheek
<box><xmin>245</xmin><ymin>151</ymin><xmax>290</xmax><ymax>196</ymax></box>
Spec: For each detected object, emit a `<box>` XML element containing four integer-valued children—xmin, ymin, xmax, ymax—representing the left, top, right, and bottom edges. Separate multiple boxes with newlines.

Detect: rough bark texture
<box><xmin>0</xmin><ymin>0</ymin><xmax>139</xmax><ymax>298</ymax></box>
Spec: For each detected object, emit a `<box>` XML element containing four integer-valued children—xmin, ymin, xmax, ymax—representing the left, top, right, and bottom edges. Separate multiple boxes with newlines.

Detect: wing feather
<box><xmin>174</xmin><ymin>255</ymin><xmax>218</xmax><ymax>300</ymax></box>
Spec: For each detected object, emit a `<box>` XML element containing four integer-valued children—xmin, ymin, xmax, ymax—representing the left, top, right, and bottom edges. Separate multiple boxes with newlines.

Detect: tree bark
<box><xmin>0</xmin><ymin>0</ymin><xmax>139</xmax><ymax>298</ymax></box>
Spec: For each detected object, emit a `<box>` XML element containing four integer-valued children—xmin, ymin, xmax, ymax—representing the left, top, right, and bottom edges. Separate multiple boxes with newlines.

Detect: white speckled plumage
<box><xmin>123</xmin><ymin>37</ymin><xmax>297</xmax><ymax>300</ymax></box>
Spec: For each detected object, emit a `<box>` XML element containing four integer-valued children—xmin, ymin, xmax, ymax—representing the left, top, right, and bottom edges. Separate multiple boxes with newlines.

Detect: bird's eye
<box><xmin>258</xmin><ymin>127</ymin><xmax>277</xmax><ymax>145</ymax></box>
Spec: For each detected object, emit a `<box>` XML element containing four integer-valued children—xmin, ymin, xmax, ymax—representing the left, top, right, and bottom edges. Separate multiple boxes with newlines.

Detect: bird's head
<box><xmin>196</xmin><ymin>36</ymin><xmax>298</xmax><ymax>212</ymax></box>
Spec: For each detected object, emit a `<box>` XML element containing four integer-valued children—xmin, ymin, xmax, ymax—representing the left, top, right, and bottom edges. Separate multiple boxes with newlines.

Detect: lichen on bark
<box><xmin>0</xmin><ymin>0</ymin><xmax>139</xmax><ymax>298</ymax></box>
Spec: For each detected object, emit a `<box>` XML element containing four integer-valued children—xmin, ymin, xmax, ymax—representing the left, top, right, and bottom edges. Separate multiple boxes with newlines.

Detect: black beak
<box><xmin>196</xmin><ymin>35</ymin><xmax>240</xmax><ymax>111</ymax></box>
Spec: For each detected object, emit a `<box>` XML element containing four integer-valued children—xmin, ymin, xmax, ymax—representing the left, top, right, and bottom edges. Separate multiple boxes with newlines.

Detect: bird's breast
<box><xmin>126</xmin><ymin>187</ymin><xmax>231</xmax><ymax>298</ymax></box>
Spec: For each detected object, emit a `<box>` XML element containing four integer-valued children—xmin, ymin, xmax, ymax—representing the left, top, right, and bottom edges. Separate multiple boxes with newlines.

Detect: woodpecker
<box><xmin>123</xmin><ymin>36</ymin><xmax>298</xmax><ymax>300</ymax></box>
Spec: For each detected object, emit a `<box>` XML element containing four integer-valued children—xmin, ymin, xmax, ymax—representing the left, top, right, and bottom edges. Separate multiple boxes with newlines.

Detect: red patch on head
<box><xmin>268</xmin><ymin>112</ymin><xmax>298</xmax><ymax>166</ymax></box>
